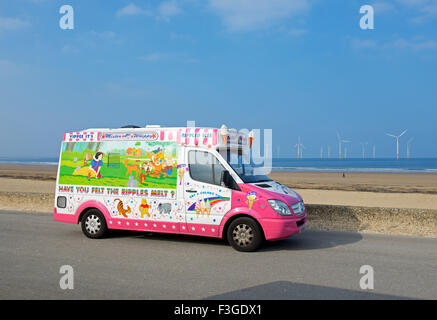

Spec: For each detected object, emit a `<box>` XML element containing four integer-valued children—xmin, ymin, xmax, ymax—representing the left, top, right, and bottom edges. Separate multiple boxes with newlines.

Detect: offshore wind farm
<box><xmin>277</xmin><ymin>129</ymin><xmax>436</xmax><ymax>173</ymax></box>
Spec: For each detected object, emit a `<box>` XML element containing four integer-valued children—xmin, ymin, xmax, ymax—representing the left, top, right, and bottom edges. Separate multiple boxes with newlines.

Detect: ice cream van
<box><xmin>54</xmin><ymin>125</ymin><xmax>307</xmax><ymax>251</ymax></box>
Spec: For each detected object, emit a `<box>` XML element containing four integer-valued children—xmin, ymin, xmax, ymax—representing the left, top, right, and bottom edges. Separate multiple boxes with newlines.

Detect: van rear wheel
<box><xmin>81</xmin><ymin>209</ymin><xmax>107</xmax><ymax>239</ymax></box>
<box><xmin>227</xmin><ymin>217</ymin><xmax>263</xmax><ymax>252</ymax></box>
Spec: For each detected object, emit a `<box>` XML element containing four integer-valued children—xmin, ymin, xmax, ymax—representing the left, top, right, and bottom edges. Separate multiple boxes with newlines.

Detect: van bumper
<box><xmin>53</xmin><ymin>207</ymin><xmax>78</xmax><ymax>224</ymax></box>
<box><xmin>260</xmin><ymin>215</ymin><xmax>307</xmax><ymax>241</ymax></box>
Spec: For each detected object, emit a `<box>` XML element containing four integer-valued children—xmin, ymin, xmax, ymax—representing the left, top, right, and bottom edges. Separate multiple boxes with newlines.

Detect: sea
<box><xmin>270</xmin><ymin>158</ymin><xmax>437</xmax><ymax>173</ymax></box>
<box><xmin>1</xmin><ymin>157</ymin><xmax>437</xmax><ymax>173</ymax></box>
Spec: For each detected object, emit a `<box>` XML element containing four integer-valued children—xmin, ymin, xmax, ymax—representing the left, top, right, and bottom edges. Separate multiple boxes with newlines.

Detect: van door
<box><xmin>183</xmin><ymin>148</ymin><xmax>232</xmax><ymax>236</ymax></box>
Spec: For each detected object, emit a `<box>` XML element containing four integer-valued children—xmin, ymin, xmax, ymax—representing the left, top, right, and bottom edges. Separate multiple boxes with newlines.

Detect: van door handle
<box><xmin>186</xmin><ymin>189</ymin><xmax>197</xmax><ymax>193</ymax></box>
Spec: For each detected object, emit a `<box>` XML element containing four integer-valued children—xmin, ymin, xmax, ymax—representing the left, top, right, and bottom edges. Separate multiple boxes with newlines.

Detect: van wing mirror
<box><xmin>221</xmin><ymin>170</ymin><xmax>240</xmax><ymax>191</ymax></box>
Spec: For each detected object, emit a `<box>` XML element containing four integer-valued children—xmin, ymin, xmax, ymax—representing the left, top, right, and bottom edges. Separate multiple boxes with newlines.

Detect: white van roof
<box><xmin>63</xmin><ymin>126</ymin><xmax>249</xmax><ymax>150</ymax></box>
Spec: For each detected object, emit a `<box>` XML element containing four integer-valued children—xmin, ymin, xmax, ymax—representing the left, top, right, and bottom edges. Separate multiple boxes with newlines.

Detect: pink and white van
<box><xmin>54</xmin><ymin>125</ymin><xmax>307</xmax><ymax>251</ymax></box>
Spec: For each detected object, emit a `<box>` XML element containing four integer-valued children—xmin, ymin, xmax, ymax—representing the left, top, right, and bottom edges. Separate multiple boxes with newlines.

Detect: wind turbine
<box><xmin>337</xmin><ymin>132</ymin><xmax>343</xmax><ymax>159</ymax></box>
<box><xmin>373</xmin><ymin>145</ymin><xmax>376</xmax><ymax>159</ymax></box>
<box><xmin>337</xmin><ymin>132</ymin><xmax>351</xmax><ymax>160</ymax></box>
<box><xmin>300</xmin><ymin>143</ymin><xmax>306</xmax><ymax>159</ymax></box>
<box><xmin>320</xmin><ymin>146</ymin><xmax>323</xmax><ymax>159</ymax></box>
<box><xmin>343</xmin><ymin>140</ymin><xmax>351</xmax><ymax>159</ymax></box>
<box><xmin>360</xmin><ymin>142</ymin><xmax>368</xmax><ymax>159</ymax></box>
<box><xmin>327</xmin><ymin>145</ymin><xmax>331</xmax><ymax>159</ymax></box>
<box><xmin>407</xmin><ymin>137</ymin><xmax>414</xmax><ymax>160</ymax></box>
<box><xmin>386</xmin><ymin>129</ymin><xmax>408</xmax><ymax>160</ymax></box>
<box><xmin>294</xmin><ymin>137</ymin><xmax>301</xmax><ymax>159</ymax></box>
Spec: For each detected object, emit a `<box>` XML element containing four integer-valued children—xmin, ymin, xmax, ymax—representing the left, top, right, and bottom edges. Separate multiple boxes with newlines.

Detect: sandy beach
<box><xmin>1</xmin><ymin>164</ymin><xmax>437</xmax><ymax>210</ymax></box>
<box><xmin>268</xmin><ymin>171</ymin><xmax>437</xmax><ymax>194</ymax></box>
<box><xmin>268</xmin><ymin>171</ymin><xmax>437</xmax><ymax>210</ymax></box>
<box><xmin>1</xmin><ymin>164</ymin><xmax>437</xmax><ymax>237</ymax></box>
<box><xmin>0</xmin><ymin>163</ymin><xmax>56</xmax><ymax>181</ymax></box>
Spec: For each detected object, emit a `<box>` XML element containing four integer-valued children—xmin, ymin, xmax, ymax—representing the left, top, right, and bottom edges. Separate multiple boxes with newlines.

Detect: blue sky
<box><xmin>0</xmin><ymin>0</ymin><xmax>436</xmax><ymax>159</ymax></box>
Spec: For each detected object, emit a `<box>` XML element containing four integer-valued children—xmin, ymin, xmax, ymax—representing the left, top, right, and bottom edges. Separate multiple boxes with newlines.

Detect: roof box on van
<box><xmin>120</xmin><ymin>125</ymin><xmax>141</xmax><ymax>128</ymax></box>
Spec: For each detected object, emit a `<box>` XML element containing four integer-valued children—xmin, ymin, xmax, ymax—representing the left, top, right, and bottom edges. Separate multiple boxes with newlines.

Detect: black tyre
<box><xmin>81</xmin><ymin>209</ymin><xmax>108</xmax><ymax>239</ymax></box>
<box><xmin>227</xmin><ymin>217</ymin><xmax>263</xmax><ymax>252</ymax></box>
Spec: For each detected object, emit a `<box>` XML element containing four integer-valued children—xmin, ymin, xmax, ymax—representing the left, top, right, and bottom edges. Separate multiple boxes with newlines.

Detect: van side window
<box><xmin>188</xmin><ymin>150</ymin><xmax>226</xmax><ymax>186</ymax></box>
<box><xmin>212</xmin><ymin>155</ymin><xmax>225</xmax><ymax>185</ymax></box>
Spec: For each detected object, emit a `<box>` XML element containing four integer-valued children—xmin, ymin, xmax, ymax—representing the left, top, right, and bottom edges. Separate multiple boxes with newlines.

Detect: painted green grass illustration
<box><xmin>58</xmin><ymin>142</ymin><xmax>177</xmax><ymax>189</ymax></box>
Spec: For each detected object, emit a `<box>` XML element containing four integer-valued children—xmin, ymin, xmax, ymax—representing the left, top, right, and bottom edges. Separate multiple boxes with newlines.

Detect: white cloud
<box><xmin>139</xmin><ymin>52</ymin><xmax>170</xmax><ymax>62</ymax></box>
<box><xmin>60</xmin><ymin>31</ymin><xmax>121</xmax><ymax>54</ymax></box>
<box><xmin>423</xmin><ymin>2</ymin><xmax>437</xmax><ymax>14</ymax></box>
<box><xmin>386</xmin><ymin>37</ymin><xmax>437</xmax><ymax>50</ymax></box>
<box><xmin>26</xmin><ymin>0</ymin><xmax>50</xmax><ymax>4</ymax></box>
<box><xmin>389</xmin><ymin>0</ymin><xmax>437</xmax><ymax>22</ymax></box>
<box><xmin>170</xmin><ymin>32</ymin><xmax>192</xmax><ymax>41</ymax></box>
<box><xmin>27</xmin><ymin>0</ymin><xmax>50</xmax><ymax>3</ymax></box>
<box><xmin>90</xmin><ymin>30</ymin><xmax>117</xmax><ymax>40</ymax></box>
<box><xmin>372</xmin><ymin>2</ymin><xmax>395</xmax><ymax>13</ymax></box>
<box><xmin>101</xmin><ymin>81</ymin><xmax>152</xmax><ymax>99</ymax></box>
<box><xmin>208</xmin><ymin>0</ymin><xmax>310</xmax><ymax>32</ymax></box>
<box><xmin>350</xmin><ymin>38</ymin><xmax>377</xmax><ymax>49</ymax></box>
<box><xmin>158</xmin><ymin>1</ymin><xmax>183</xmax><ymax>20</ymax></box>
<box><xmin>412</xmin><ymin>1</ymin><xmax>437</xmax><ymax>22</ymax></box>
<box><xmin>349</xmin><ymin>35</ymin><xmax>437</xmax><ymax>52</ymax></box>
<box><xmin>0</xmin><ymin>59</ymin><xmax>17</xmax><ymax>75</ymax></box>
<box><xmin>0</xmin><ymin>17</ymin><xmax>31</xmax><ymax>30</ymax></box>
<box><xmin>395</xmin><ymin>0</ymin><xmax>429</xmax><ymax>6</ymax></box>
<box><xmin>61</xmin><ymin>45</ymin><xmax>79</xmax><ymax>54</ymax></box>
<box><xmin>116</xmin><ymin>3</ymin><xmax>152</xmax><ymax>17</ymax></box>
<box><xmin>139</xmin><ymin>52</ymin><xmax>198</xmax><ymax>63</ymax></box>
<box><xmin>87</xmin><ymin>30</ymin><xmax>123</xmax><ymax>46</ymax></box>
<box><xmin>116</xmin><ymin>1</ymin><xmax>182</xmax><ymax>20</ymax></box>
<box><xmin>287</xmin><ymin>28</ymin><xmax>308</xmax><ymax>37</ymax></box>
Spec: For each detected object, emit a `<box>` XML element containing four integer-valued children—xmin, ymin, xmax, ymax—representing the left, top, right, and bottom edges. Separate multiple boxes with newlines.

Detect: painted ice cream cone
<box><xmin>247</xmin><ymin>198</ymin><xmax>254</xmax><ymax>209</ymax></box>
<box><xmin>249</xmin><ymin>130</ymin><xmax>254</xmax><ymax>148</ymax></box>
<box><xmin>177</xmin><ymin>164</ymin><xmax>185</xmax><ymax>185</ymax></box>
<box><xmin>246</xmin><ymin>192</ymin><xmax>258</xmax><ymax>210</ymax></box>
<box><xmin>195</xmin><ymin>199</ymin><xmax>201</xmax><ymax>215</ymax></box>
<box><xmin>220</xmin><ymin>124</ymin><xmax>228</xmax><ymax>145</ymax></box>
<box><xmin>205</xmin><ymin>200</ymin><xmax>211</xmax><ymax>216</ymax></box>
<box><xmin>178</xmin><ymin>169</ymin><xmax>183</xmax><ymax>184</ymax></box>
<box><xmin>200</xmin><ymin>198</ymin><xmax>207</xmax><ymax>215</ymax></box>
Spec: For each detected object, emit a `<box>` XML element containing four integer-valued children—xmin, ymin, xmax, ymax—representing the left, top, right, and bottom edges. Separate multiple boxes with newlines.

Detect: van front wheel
<box><xmin>81</xmin><ymin>209</ymin><xmax>107</xmax><ymax>239</ymax></box>
<box><xmin>227</xmin><ymin>217</ymin><xmax>263</xmax><ymax>252</ymax></box>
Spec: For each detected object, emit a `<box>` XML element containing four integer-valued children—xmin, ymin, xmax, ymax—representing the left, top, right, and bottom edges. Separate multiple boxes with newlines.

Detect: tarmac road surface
<box><xmin>0</xmin><ymin>210</ymin><xmax>436</xmax><ymax>299</ymax></box>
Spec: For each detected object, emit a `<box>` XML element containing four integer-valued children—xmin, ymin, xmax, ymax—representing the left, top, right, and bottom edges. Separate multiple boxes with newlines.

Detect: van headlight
<box><xmin>268</xmin><ymin>200</ymin><xmax>292</xmax><ymax>216</ymax></box>
<box><xmin>291</xmin><ymin>201</ymin><xmax>305</xmax><ymax>216</ymax></box>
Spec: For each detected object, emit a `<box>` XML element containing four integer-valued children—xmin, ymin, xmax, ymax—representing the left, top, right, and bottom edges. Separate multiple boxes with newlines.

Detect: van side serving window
<box><xmin>188</xmin><ymin>150</ymin><xmax>226</xmax><ymax>186</ymax></box>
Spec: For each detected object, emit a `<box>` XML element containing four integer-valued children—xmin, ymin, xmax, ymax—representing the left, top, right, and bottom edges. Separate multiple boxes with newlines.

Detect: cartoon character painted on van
<box><xmin>72</xmin><ymin>152</ymin><xmax>104</xmax><ymax>180</ymax></box>
<box><xmin>54</xmin><ymin>127</ymin><xmax>307</xmax><ymax>252</ymax></box>
<box><xmin>58</xmin><ymin>141</ymin><xmax>178</xmax><ymax>189</ymax></box>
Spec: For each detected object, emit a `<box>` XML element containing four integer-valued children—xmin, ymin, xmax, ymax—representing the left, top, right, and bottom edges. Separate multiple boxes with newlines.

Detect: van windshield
<box><xmin>219</xmin><ymin>148</ymin><xmax>271</xmax><ymax>184</ymax></box>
